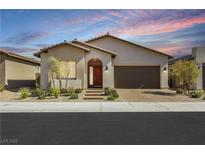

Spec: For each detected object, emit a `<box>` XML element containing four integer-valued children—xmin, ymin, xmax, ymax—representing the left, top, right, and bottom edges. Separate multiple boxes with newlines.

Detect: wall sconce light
<box><xmin>163</xmin><ymin>66</ymin><xmax>167</xmax><ymax>71</ymax></box>
<box><xmin>105</xmin><ymin>66</ymin><xmax>108</xmax><ymax>71</ymax></box>
<box><xmin>161</xmin><ymin>66</ymin><xmax>167</xmax><ymax>71</ymax></box>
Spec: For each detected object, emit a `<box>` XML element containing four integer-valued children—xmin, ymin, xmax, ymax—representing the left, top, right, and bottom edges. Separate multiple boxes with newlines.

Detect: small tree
<box><xmin>47</xmin><ymin>56</ymin><xmax>68</xmax><ymax>95</ymax></box>
<box><xmin>171</xmin><ymin>60</ymin><xmax>200</xmax><ymax>94</ymax></box>
<box><xmin>58</xmin><ymin>61</ymin><xmax>67</xmax><ymax>93</ymax></box>
<box><xmin>46</xmin><ymin>57</ymin><xmax>60</xmax><ymax>89</ymax></box>
<box><xmin>63</xmin><ymin>61</ymin><xmax>71</xmax><ymax>89</ymax></box>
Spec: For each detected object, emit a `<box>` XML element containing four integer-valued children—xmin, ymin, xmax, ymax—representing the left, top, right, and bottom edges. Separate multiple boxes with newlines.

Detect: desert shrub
<box><xmin>75</xmin><ymin>88</ymin><xmax>82</xmax><ymax>94</ymax></box>
<box><xmin>107</xmin><ymin>95</ymin><xmax>115</xmax><ymax>100</ymax></box>
<box><xmin>190</xmin><ymin>90</ymin><xmax>204</xmax><ymax>98</ymax></box>
<box><xmin>45</xmin><ymin>87</ymin><xmax>55</xmax><ymax>96</ymax></box>
<box><xmin>0</xmin><ymin>84</ymin><xmax>5</xmax><ymax>92</ymax></box>
<box><xmin>111</xmin><ymin>89</ymin><xmax>119</xmax><ymax>98</ymax></box>
<box><xmin>104</xmin><ymin>88</ymin><xmax>119</xmax><ymax>100</ymax></box>
<box><xmin>69</xmin><ymin>93</ymin><xmax>78</xmax><ymax>99</ymax></box>
<box><xmin>104</xmin><ymin>87</ymin><xmax>111</xmax><ymax>95</ymax></box>
<box><xmin>18</xmin><ymin>88</ymin><xmax>30</xmax><ymax>99</ymax></box>
<box><xmin>67</xmin><ymin>87</ymin><xmax>75</xmax><ymax>96</ymax></box>
<box><xmin>176</xmin><ymin>88</ymin><xmax>184</xmax><ymax>94</ymax></box>
<box><xmin>37</xmin><ymin>91</ymin><xmax>46</xmax><ymax>99</ymax></box>
<box><xmin>53</xmin><ymin>89</ymin><xmax>60</xmax><ymax>98</ymax></box>
<box><xmin>31</xmin><ymin>88</ymin><xmax>46</xmax><ymax>99</ymax></box>
<box><xmin>32</xmin><ymin>88</ymin><xmax>42</xmax><ymax>97</ymax></box>
<box><xmin>60</xmin><ymin>88</ymin><xmax>68</xmax><ymax>94</ymax></box>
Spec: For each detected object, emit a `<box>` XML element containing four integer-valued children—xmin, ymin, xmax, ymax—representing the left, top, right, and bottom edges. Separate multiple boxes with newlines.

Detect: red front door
<box><xmin>93</xmin><ymin>66</ymin><xmax>102</xmax><ymax>87</ymax></box>
<box><xmin>88</xmin><ymin>59</ymin><xmax>103</xmax><ymax>88</ymax></box>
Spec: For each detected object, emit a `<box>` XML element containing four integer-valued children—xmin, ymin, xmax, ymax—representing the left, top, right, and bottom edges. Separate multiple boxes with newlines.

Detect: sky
<box><xmin>0</xmin><ymin>9</ymin><xmax>205</xmax><ymax>59</ymax></box>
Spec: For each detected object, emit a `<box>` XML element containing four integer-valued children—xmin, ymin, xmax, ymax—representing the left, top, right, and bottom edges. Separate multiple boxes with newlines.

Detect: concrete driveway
<box><xmin>117</xmin><ymin>89</ymin><xmax>204</xmax><ymax>102</ymax></box>
<box><xmin>1</xmin><ymin>101</ymin><xmax>205</xmax><ymax>112</ymax></box>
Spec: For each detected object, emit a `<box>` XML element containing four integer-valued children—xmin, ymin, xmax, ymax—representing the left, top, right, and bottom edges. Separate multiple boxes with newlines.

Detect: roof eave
<box><xmin>1</xmin><ymin>49</ymin><xmax>40</xmax><ymax>65</ymax></box>
<box><xmin>33</xmin><ymin>42</ymin><xmax>90</xmax><ymax>58</ymax></box>
<box><xmin>33</xmin><ymin>52</ymin><xmax>40</xmax><ymax>58</ymax></box>
<box><xmin>86</xmin><ymin>34</ymin><xmax>173</xmax><ymax>59</ymax></box>
<box><xmin>72</xmin><ymin>40</ymin><xmax>117</xmax><ymax>57</ymax></box>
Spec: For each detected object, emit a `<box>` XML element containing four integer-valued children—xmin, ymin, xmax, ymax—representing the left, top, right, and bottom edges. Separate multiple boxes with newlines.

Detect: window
<box><xmin>63</xmin><ymin>61</ymin><xmax>76</xmax><ymax>79</ymax></box>
<box><xmin>89</xmin><ymin>66</ymin><xmax>94</xmax><ymax>85</ymax></box>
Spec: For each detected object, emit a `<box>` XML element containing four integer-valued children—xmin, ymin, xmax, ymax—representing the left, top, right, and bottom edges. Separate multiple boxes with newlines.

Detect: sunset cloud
<box><xmin>64</xmin><ymin>12</ymin><xmax>111</xmax><ymax>27</ymax></box>
<box><xmin>2</xmin><ymin>31</ymin><xmax>50</xmax><ymax>45</ymax></box>
<box><xmin>0</xmin><ymin>9</ymin><xmax>205</xmax><ymax>57</ymax></box>
<box><xmin>110</xmin><ymin>10</ymin><xmax>205</xmax><ymax>36</ymax></box>
<box><xmin>0</xmin><ymin>46</ymin><xmax>37</xmax><ymax>53</ymax></box>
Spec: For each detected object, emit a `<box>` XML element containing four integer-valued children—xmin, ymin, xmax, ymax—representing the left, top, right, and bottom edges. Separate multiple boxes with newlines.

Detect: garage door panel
<box><xmin>114</xmin><ymin>66</ymin><xmax>160</xmax><ymax>89</ymax></box>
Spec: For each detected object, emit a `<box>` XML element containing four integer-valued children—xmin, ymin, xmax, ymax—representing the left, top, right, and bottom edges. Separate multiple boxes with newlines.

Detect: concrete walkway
<box><xmin>1</xmin><ymin>101</ymin><xmax>205</xmax><ymax>112</ymax></box>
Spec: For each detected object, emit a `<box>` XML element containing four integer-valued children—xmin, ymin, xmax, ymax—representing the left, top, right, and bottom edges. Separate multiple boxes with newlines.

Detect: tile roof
<box><xmin>86</xmin><ymin>33</ymin><xmax>173</xmax><ymax>59</ymax></box>
<box><xmin>72</xmin><ymin>40</ymin><xmax>117</xmax><ymax>57</ymax></box>
<box><xmin>34</xmin><ymin>41</ymin><xmax>90</xmax><ymax>57</ymax></box>
<box><xmin>168</xmin><ymin>54</ymin><xmax>193</xmax><ymax>65</ymax></box>
<box><xmin>0</xmin><ymin>48</ymin><xmax>40</xmax><ymax>65</ymax></box>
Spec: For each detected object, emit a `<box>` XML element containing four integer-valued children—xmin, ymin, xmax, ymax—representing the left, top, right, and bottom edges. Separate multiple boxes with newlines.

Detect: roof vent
<box><xmin>106</xmin><ymin>32</ymin><xmax>110</xmax><ymax>35</ymax></box>
<box><xmin>74</xmin><ymin>38</ymin><xmax>77</xmax><ymax>41</ymax></box>
<box><xmin>64</xmin><ymin>40</ymin><xmax>67</xmax><ymax>43</ymax></box>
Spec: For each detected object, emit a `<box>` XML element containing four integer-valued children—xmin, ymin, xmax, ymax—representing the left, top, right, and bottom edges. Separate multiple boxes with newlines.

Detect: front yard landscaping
<box><xmin>0</xmin><ymin>86</ymin><xmax>121</xmax><ymax>102</ymax></box>
<box><xmin>175</xmin><ymin>87</ymin><xmax>205</xmax><ymax>99</ymax></box>
<box><xmin>104</xmin><ymin>87</ymin><xmax>119</xmax><ymax>100</ymax></box>
<box><xmin>0</xmin><ymin>86</ymin><xmax>204</xmax><ymax>102</ymax></box>
<box><xmin>17</xmin><ymin>87</ymin><xmax>83</xmax><ymax>101</ymax></box>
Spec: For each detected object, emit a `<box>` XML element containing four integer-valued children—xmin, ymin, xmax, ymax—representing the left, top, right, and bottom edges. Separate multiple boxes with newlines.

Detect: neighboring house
<box><xmin>0</xmin><ymin>49</ymin><xmax>40</xmax><ymax>88</ymax></box>
<box><xmin>34</xmin><ymin>33</ymin><xmax>172</xmax><ymax>89</ymax></box>
<box><xmin>169</xmin><ymin>47</ymin><xmax>205</xmax><ymax>90</ymax></box>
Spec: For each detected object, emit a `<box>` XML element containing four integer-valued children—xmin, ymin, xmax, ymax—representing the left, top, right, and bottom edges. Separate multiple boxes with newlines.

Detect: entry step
<box><xmin>85</xmin><ymin>90</ymin><xmax>104</xmax><ymax>93</ymax></box>
<box><xmin>83</xmin><ymin>96</ymin><xmax>104</xmax><ymax>100</ymax></box>
<box><xmin>84</xmin><ymin>93</ymin><xmax>104</xmax><ymax>96</ymax></box>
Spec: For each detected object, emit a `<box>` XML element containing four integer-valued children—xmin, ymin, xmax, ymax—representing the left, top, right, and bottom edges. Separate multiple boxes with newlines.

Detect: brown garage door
<box><xmin>114</xmin><ymin>66</ymin><xmax>160</xmax><ymax>89</ymax></box>
<box><xmin>203</xmin><ymin>63</ymin><xmax>205</xmax><ymax>89</ymax></box>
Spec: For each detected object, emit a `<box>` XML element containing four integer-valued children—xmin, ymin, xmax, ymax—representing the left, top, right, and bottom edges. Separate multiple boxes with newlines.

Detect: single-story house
<box><xmin>34</xmin><ymin>33</ymin><xmax>172</xmax><ymax>89</ymax></box>
<box><xmin>169</xmin><ymin>47</ymin><xmax>205</xmax><ymax>90</ymax></box>
<box><xmin>0</xmin><ymin>49</ymin><xmax>40</xmax><ymax>88</ymax></box>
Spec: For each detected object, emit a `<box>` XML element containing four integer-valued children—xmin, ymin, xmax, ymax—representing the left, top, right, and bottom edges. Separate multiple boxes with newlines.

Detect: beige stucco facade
<box><xmin>39</xmin><ymin>35</ymin><xmax>171</xmax><ymax>89</ymax></box>
<box><xmin>0</xmin><ymin>53</ymin><xmax>6</xmax><ymax>86</ymax></box>
<box><xmin>40</xmin><ymin>45</ymin><xmax>86</xmax><ymax>89</ymax></box>
<box><xmin>0</xmin><ymin>51</ymin><xmax>40</xmax><ymax>88</ymax></box>
<box><xmin>88</xmin><ymin>36</ymin><xmax>169</xmax><ymax>88</ymax></box>
<box><xmin>73</xmin><ymin>42</ymin><xmax>114</xmax><ymax>88</ymax></box>
<box><xmin>40</xmin><ymin>43</ymin><xmax>114</xmax><ymax>89</ymax></box>
<box><xmin>192</xmin><ymin>47</ymin><xmax>205</xmax><ymax>89</ymax></box>
<box><xmin>5</xmin><ymin>56</ymin><xmax>39</xmax><ymax>82</ymax></box>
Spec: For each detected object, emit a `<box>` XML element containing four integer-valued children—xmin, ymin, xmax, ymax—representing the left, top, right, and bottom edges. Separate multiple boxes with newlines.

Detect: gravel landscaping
<box><xmin>0</xmin><ymin>88</ymin><xmax>204</xmax><ymax>102</ymax></box>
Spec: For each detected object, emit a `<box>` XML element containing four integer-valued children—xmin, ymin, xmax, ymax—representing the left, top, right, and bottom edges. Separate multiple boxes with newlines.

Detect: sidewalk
<box><xmin>1</xmin><ymin>101</ymin><xmax>205</xmax><ymax>112</ymax></box>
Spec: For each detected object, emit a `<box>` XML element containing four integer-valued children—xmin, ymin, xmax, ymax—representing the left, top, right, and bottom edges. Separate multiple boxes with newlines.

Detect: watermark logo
<box><xmin>0</xmin><ymin>138</ymin><xmax>18</xmax><ymax>144</ymax></box>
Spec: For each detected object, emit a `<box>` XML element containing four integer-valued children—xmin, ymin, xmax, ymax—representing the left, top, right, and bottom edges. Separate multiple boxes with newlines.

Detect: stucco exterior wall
<box><xmin>192</xmin><ymin>47</ymin><xmax>205</xmax><ymax>89</ymax></box>
<box><xmin>5</xmin><ymin>56</ymin><xmax>39</xmax><ymax>85</ymax></box>
<box><xmin>40</xmin><ymin>43</ymin><xmax>114</xmax><ymax>89</ymax></box>
<box><xmin>89</xmin><ymin>36</ymin><xmax>169</xmax><ymax>88</ymax></box>
<box><xmin>40</xmin><ymin>44</ymin><xmax>86</xmax><ymax>89</ymax></box>
<box><xmin>81</xmin><ymin>45</ymin><xmax>114</xmax><ymax>88</ymax></box>
<box><xmin>0</xmin><ymin>53</ymin><xmax>6</xmax><ymax>85</ymax></box>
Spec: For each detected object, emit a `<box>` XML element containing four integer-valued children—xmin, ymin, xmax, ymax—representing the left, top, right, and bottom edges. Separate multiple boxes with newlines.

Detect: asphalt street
<box><xmin>1</xmin><ymin>112</ymin><xmax>205</xmax><ymax>144</ymax></box>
